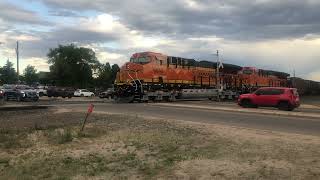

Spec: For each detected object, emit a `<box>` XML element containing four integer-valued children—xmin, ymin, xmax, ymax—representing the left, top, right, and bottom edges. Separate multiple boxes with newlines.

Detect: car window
<box><xmin>257</xmin><ymin>89</ymin><xmax>284</xmax><ymax>95</ymax></box>
<box><xmin>270</xmin><ymin>89</ymin><xmax>284</xmax><ymax>95</ymax></box>
<box><xmin>255</xmin><ymin>89</ymin><xmax>267</xmax><ymax>95</ymax></box>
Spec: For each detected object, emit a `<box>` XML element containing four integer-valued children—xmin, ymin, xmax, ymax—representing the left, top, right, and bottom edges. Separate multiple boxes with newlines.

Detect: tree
<box><xmin>47</xmin><ymin>44</ymin><xmax>100</xmax><ymax>88</ymax></box>
<box><xmin>37</xmin><ymin>71</ymin><xmax>51</xmax><ymax>85</ymax></box>
<box><xmin>111</xmin><ymin>64</ymin><xmax>120</xmax><ymax>82</ymax></box>
<box><xmin>94</xmin><ymin>63</ymin><xmax>120</xmax><ymax>88</ymax></box>
<box><xmin>95</xmin><ymin>63</ymin><xmax>112</xmax><ymax>88</ymax></box>
<box><xmin>0</xmin><ymin>60</ymin><xmax>18</xmax><ymax>84</ymax></box>
<box><xmin>23</xmin><ymin>65</ymin><xmax>38</xmax><ymax>85</ymax></box>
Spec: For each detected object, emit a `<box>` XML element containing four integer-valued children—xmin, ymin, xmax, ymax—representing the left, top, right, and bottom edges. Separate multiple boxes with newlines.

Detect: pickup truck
<box><xmin>99</xmin><ymin>88</ymin><xmax>115</xmax><ymax>99</ymax></box>
<box><xmin>47</xmin><ymin>86</ymin><xmax>74</xmax><ymax>98</ymax></box>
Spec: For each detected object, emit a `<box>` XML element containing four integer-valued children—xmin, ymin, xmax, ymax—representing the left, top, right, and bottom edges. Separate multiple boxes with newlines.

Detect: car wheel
<box><xmin>241</xmin><ymin>99</ymin><xmax>253</xmax><ymax>108</ymax></box>
<box><xmin>4</xmin><ymin>95</ymin><xmax>8</xmax><ymax>101</ymax></box>
<box><xmin>81</xmin><ymin>94</ymin><xmax>84</xmax><ymax>97</ymax></box>
<box><xmin>278</xmin><ymin>102</ymin><xmax>292</xmax><ymax>111</ymax></box>
<box><xmin>0</xmin><ymin>98</ymin><xmax>4</xmax><ymax>105</ymax></box>
<box><xmin>91</xmin><ymin>94</ymin><xmax>94</xmax><ymax>97</ymax></box>
<box><xmin>39</xmin><ymin>92</ymin><xmax>44</xmax><ymax>97</ymax></box>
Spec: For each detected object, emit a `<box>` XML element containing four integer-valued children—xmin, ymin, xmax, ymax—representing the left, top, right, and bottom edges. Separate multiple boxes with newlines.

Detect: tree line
<box><xmin>0</xmin><ymin>44</ymin><xmax>120</xmax><ymax>89</ymax></box>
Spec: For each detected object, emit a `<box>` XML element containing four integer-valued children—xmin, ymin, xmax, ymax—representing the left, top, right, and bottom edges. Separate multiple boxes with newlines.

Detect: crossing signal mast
<box><xmin>216</xmin><ymin>50</ymin><xmax>224</xmax><ymax>90</ymax></box>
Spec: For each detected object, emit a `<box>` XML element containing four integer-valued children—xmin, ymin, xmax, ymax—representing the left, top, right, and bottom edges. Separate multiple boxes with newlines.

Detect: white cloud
<box><xmin>307</xmin><ymin>71</ymin><xmax>320</xmax><ymax>81</ymax></box>
<box><xmin>184</xmin><ymin>0</ymin><xmax>204</xmax><ymax>10</ymax></box>
<box><xmin>79</xmin><ymin>14</ymin><xmax>120</xmax><ymax>33</ymax></box>
<box><xmin>220</xmin><ymin>38</ymin><xmax>320</xmax><ymax>74</ymax></box>
<box><xmin>188</xmin><ymin>36</ymin><xmax>222</xmax><ymax>42</ymax></box>
<box><xmin>97</xmin><ymin>51</ymin><xmax>127</xmax><ymax>65</ymax></box>
<box><xmin>21</xmin><ymin>57</ymin><xmax>49</xmax><ymax>72</ymax></box>
<box><xmin>71</xmin><ymin>13</ymin><xmax>171</xmax><ymax>49</ymax></box>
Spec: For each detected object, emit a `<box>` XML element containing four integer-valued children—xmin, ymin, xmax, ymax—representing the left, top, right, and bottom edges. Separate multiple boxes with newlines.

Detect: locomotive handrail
<box><xmin>127</xmin><ymin>72</ymin><xmax>138</xmax><ymax>91</ymax></box>
<box><xmin>135</xmin><ymin>71</ymin><xmax>143</xmax><ymax>93</ymax></box>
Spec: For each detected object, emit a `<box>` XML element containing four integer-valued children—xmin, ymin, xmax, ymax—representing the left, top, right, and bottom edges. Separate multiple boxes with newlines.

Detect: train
<box><xmin>114</xmin><ymin>52</ymin><xmax>319</xmax><ymax>102</ymax></box>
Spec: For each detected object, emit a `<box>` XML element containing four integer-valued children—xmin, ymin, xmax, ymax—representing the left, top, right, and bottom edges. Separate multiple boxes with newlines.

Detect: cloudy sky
<box><xmin>0</xmin><ymin>0</ymin><xmax>320</xmax><ymax>80</ymax></box>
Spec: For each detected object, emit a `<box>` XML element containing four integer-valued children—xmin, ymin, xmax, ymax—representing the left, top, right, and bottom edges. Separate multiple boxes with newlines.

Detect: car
<box><xmin>99</xmin><ymin>88</ymin><xmax>115</xmax><ymax>99</ymax></box>
<box><xmin>238</xmin><ymin>87</ymin><xmax>300</xmax><ymax>111</ymax></box>
<box><xmin>35</xmin><ymin>85</ymin><xmax>48</xmax><ymax>97</ymax></box>
<box><xmin>3</xmin><ymin>85</ymin><xmax>39</xmax><ymax>102</ymax></box>
<box><xmin>47</xmin><ymin>86</ymin><xmax>74</xmax><ymax>98</ymax></box>
<box><xmin>0</xmin><ymin>89</ymin><xmax>4</xmax><ymax>105</ymax></box>
<box><xmin>74</xmin><ymin>89</ymin><xmax>95</xmax><ymax>97</ymax></box>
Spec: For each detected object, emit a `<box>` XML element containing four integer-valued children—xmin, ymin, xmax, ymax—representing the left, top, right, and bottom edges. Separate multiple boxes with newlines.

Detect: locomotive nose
<box><xmin>124</xmin><ymin>62</ymin><xmax>143</xmax><ymax>71</ymax></box>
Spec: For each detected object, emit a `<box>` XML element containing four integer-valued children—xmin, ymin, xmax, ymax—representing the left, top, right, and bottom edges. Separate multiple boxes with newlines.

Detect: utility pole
<box><xmin>15</xmin><ymin>41</ymin><xmax>19</xmax><ymax>82</ymax></box>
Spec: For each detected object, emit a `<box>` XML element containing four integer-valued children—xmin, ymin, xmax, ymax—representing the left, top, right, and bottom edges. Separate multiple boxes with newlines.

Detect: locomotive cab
<box><xmin>130</xmin><ymin>56</ymin><xmax>150</xmax><ymax>64</ymax></box>
<box><xmin>239</xmin><ymin>67</ymin><xmax>258</xmax><ymax>75</ymax></box>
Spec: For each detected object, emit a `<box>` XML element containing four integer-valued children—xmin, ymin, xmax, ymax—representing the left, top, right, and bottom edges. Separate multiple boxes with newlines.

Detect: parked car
<box><xmin>3</xmin><ymin>85</ymin><xmax>39</xmax><ymax>102</ymax></box>
<box><xmin>0</xmin><ymin>89</ymin><xmax>4</xmax><ymax>105</ymax></box>
<box><xmin>99</xmin><ymin>88</ymin><xmax>115</xmax><ymax>99</ymax></box>
<box><xmin>238</xmin><ymin>87</ymin><xmax>300</xmax><ymax>111</ymax></box>
<box><xmin>35</xmin><ymin>85</ymin><xmax>48</xmax><ymax>97</ymax></box>
<box><xmin>47</xmin><ymin>86</ymin><xmax>74</xmax><ymax>98</ymax></box>
<box><xmin>74</xmin><ymin>89</ymin><xmax>95</xmax><ymax>97</ymax></box>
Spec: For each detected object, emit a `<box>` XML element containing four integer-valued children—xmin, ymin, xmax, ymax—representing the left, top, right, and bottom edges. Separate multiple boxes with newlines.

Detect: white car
<box><xmin>36</xmin><ymin>86</ymin><xmax>48</xmax><ymax>97</ymax></box>
<box><xmin>74</xmin><ymin>89</ymin><xmax>95</xmax><ymax>97</ymax></box>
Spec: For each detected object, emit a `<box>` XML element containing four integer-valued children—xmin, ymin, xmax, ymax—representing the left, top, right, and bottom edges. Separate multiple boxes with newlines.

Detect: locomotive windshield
<box><xmin>130</xmin><ymin>57</ymin><xmax>150</xmax><ymax>64</ymax></box>
<box><xmin>242</xmin><ymin>69</ymin><xmax>253</xmax><ymax>75</ymax></box>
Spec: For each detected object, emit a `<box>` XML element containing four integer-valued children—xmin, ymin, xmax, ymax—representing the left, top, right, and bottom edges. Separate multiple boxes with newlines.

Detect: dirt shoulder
<box><xmin>0</xmin><ymin>108</ymin><xmax>319</xmax><ymax>179</ymax></box>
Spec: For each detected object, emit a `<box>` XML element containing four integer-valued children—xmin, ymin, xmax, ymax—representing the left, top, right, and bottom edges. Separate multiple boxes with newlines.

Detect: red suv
<box><xmin>238</xmin><ymin>87</ymin><xmax>300</xmax><ymax>111</ymax></box>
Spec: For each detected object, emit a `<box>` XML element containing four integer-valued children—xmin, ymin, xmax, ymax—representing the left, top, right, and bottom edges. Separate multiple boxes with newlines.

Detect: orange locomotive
<box><xmin>115</xmin><ymin>52</ymin><xmax>289</xmax><ymax>102</ymax></box>
<box><xmin>116</xmin><ymin>52</ymin><xmax>218</xmax><ymax>87</ymax></box>
<box><xmin>237</xmin><ymin>67</ymin><xmax>289</xmax><ymax>92</ymax></box>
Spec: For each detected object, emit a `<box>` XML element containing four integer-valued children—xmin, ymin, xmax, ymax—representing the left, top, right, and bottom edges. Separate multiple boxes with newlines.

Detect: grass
<box><xmin>45</xmin><ymin>128</ymin><xmax>74</xmax><ymax>144</ymax></box>
<box><xmin>0</xmin><ymin>112</ymin><xmax>319</xmax><ymax>179</ymax></box>
<box><xmin>0</xmin><ymin>129</ymin><xmax>32</xmax><ymax>149</ymax></box>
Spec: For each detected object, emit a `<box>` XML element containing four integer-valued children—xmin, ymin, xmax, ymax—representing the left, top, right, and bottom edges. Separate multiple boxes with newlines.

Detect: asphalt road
<box><xmin>60</xmin><ymin>102</ymin><xmax>320</xmax><ymax>136</ymax></box>
<box><xmin>179</xmin><ymin>100</ymin><xmax>320</xmax><ymax>114</ymax></box>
